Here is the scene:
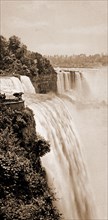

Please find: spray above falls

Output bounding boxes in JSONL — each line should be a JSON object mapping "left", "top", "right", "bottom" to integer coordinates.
{"left": 56, "top": 67, "right": 107, "bottom": 105}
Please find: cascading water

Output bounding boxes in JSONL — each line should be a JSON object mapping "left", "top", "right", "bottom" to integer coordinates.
{"left": 0, "top": 75, "right": 35, "bottom": 97}
{"left": 1, "top": 67, "right": 107, "bottom": 219}
{"left": 27, "top": 97, "right": 97, "bottom": 219}
{"left": 57, "top": 67, "right": 107, "bottom": 106}
{"left": 0, "top": 76, "right": 24, "bottom": 96}
{"left": 55, "top": 67, "right": 107, "bottom": 219}
{"left": 56, "top": 67, "right": 76, "bottom": 93}
{"left": 20, "top": 75, "right": 36, "bottom": 94}
{"left": 56, "top": 68, "right": 92, "bottom": 103}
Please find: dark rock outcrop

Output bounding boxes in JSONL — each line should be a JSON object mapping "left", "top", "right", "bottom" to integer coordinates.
{"left": 0, "top": 106, "right": 61, "bottom": 219}
{"left": 32, "top": 74, "right": 57, "bottom": 93}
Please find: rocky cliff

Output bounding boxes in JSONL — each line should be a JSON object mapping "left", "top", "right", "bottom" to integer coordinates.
{"left": 0, "top": 106, "right": 61, "bottom": 219}
{"left": 0, "top": 35, "right": 57, "bottom": 93}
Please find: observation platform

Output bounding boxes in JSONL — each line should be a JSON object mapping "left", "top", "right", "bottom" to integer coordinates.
{"left": 0, "top": 93, "right": 24, "bottom": 110}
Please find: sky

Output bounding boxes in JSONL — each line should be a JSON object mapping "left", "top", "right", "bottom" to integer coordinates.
{"left": 0, "top": 0, "right": 108, "bottom": 55}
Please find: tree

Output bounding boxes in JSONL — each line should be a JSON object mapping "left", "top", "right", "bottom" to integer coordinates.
{"left": 0, "top": 35, "right": 9, "bottom": 58}
{"left": 9, "top": 35, "right": 21, "bottom": 52}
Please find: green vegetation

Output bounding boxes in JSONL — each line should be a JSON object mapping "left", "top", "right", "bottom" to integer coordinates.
{"left": 0, "top": 35, "right": 56, "bottom": 77}
{"left": 46, "top": 54, "right": 108, "bottom": 68}
{"left": 0, "top": 106, "right": 61, "bottom": 220}
{"left": 0, "top": 36, "right": 107, "bottom": 72}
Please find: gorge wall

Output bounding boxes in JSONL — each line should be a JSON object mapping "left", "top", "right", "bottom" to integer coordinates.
{"left": 0, "top": 35, "right": 57, "bottom": 93}
{"left": 32, "top": 74, "right": 57, "bottom": 93}
{"left": 0, "top": 105, "right": 61, "bottom": 220}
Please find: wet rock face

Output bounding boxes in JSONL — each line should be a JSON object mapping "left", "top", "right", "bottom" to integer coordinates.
{"left": 32, "top": 73, "right": 57, "bottom": 93}
{"left": 0, "top": 106, "right": 61, "bottom": 220}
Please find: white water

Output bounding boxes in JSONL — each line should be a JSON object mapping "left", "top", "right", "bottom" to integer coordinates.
{"left": 56, "top": 67, "right": 108, "bottom": 219}
{"left": 27, "top": 97, "right": 97, "bottom": 219}
{"left": 0, "top": 75, "right": 35, "bottom": 97}
{"left": 20, "top": 75, "right": 35, "bottom": 94}
{"left": 56, "top": 68, "right": 92, "bottom": 103}
{"left": 57, "top": 67, "right": 107, "bottom": 107}
{"left": 0, "top": 67, "right": 107, "bottom": 219}
{"left": 0, "top": 76, "right": 24, "bottom": 96}
{"left": 69, "top": 102, "right": 107, "bottom": 220}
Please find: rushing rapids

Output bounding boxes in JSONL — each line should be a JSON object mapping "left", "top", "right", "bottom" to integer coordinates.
{"left": 0, "top": 67, "right": 107, "bottom": 219}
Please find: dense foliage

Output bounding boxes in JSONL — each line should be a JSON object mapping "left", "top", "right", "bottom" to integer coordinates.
{"left": 46, "top": 54, "right": 108, "bottom": 68}
{"left": 0, "top": 106, "right": 61, "bottom": 220}
{"left": 0, "top": 35, "right": 56, "bottom": 77}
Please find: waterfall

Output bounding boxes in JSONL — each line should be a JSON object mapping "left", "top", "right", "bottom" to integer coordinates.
{"left": 56, "top": 68, "right": 91, "bottom": 99}
{"left": 28, "top": 97, "right": 97, "bottom": 219}
{"left": 56, "top": 68, "right": 76, "bottom": 93}
{"left": 0, "top": 75, "right": 35, "bottom": 97}
{"left": 20, "top": 75, "right": 36, "bottom": 94}
{"left": 0, "top": 76, "right": 24, "bottom": 96}
{"left": 1, "top": 68, "right": 107, "bottom": 219}
{"left": 56, "top": 67, "right": 107, "bottom": 105}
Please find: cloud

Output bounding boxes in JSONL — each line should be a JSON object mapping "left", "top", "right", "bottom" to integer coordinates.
{"left": 9, "top": 17, "right": 49, "bottom": 31}
{"left": 18, "top": 1, "right": 49, "bottom": 11}
{"left": 1, "top": 0, "right": 107, "bottom": 55}
{"left": 63, "top": 25, "right": 107, "bottom": 35}
{"left": 33, "top": 43, "right": 87, "bottom": 55}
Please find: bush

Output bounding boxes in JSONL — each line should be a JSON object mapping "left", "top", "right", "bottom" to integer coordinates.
{"left": 0, "top": 106, "right": 61, "bottom": 219}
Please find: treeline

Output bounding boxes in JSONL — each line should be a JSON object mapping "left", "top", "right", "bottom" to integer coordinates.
{"left": 0, "top": 35, "right": 55, "bottom": 77}
{"left": 46, "top": 54, "right": 108, "bottom": 68}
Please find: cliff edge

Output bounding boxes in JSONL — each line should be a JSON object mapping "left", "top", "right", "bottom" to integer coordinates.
{"left": 0, "top": 106, "right": 61, "bottom": 219}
